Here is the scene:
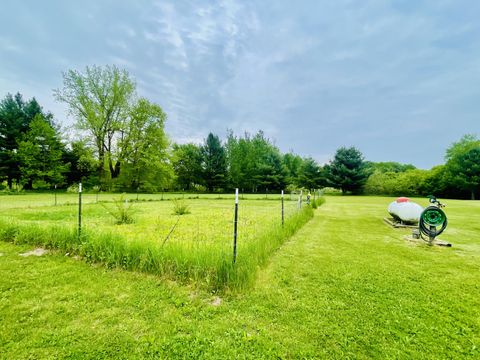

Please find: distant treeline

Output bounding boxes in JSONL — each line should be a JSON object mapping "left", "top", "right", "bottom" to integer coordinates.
{"left": 1, "top": 65, "right": 479, "bottom": 199}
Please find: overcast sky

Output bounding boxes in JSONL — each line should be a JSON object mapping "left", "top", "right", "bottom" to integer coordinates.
{"left": 1, "top": 1, "right": 479, "bottom": 168}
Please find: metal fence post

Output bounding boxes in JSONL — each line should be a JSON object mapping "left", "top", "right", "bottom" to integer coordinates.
{"left": 233, "top": 188, "right": 239, "bottom": 264}
{"left": 281, "top": 190, "right": 284, "bottom": 226}
{"left": 78, "top": 183, "right": 82, "bottom": 240}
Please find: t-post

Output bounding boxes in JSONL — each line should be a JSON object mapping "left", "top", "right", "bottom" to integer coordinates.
{"left": 78, "top": 183, "right": 82, "bottom": 240}
{"left": 281, "top": 190, "right": 284, "bottom": 226}
{"left": 233, "top": 188, "right": 239, "bottom": 264}
{"left": 54, "top": 184, "right": 57, "bottom": 206}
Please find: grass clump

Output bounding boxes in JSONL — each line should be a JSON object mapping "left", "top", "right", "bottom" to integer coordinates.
{"left": 314, "top": 196, "right": 326, "bottom": 207}
{"left": 172, "top": 199, "right": 190, "bottom": 215}
{"left": 101, "top": 194, "right": 135, "bottom": 224}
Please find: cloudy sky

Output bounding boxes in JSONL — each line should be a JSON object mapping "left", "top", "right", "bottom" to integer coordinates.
{"left": 1, "top": 0, "right": 479, "bottom": 168}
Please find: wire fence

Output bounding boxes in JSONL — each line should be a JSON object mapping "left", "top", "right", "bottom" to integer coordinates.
{"left": 0, "top": 191, "right": 305, "bottom": 250}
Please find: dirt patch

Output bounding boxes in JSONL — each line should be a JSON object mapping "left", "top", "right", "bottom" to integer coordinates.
{"left": 19, "top": 248, "right": 49, "bottom": 257}
{"left": 210, "top": 296, "right": 222, "bottom": 306}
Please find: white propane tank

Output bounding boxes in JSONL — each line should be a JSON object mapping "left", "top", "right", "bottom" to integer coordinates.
{"left": 387, "top": 197, "right": 423, "bottom": 224}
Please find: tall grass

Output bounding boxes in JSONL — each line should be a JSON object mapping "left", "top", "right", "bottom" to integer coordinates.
{"left": 101, "top": 194, "right": 136, "bottom": 224}
{"left": 0, "top": 200, "right": 321, "bottom": 290}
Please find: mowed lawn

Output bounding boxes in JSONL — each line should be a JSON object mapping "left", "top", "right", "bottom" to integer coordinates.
{"left": 0, "top": 196, "right": 479, "bottom": 359}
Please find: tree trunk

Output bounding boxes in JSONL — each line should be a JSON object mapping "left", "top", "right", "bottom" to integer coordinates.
{"left": 472, "top": 190, "right": 475, "bottom": 200}
{"left": 7, "top": 176, "right": 12, "bottom": 190}
{"left": 109, "top": 159, "right": 121, "bottom": 179}
{"left": 23, "top": 179, "right": 33, "bottom": 190}
{"left": 97, "top": 149, "right": 106, "bottom": 190}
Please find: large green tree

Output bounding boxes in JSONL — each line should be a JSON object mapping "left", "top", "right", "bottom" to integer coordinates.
{"left": 117, "top": 98, "right": 171, "bottom": 191}
{"left": 62, "top": 140, "right": 97, "bottom": 185}
{"left": 202, "top": 133, "right": 228, "bottom": 192}
{"left": 54, "top": 65, "right": 136, "bottom": 185}
{"left": 297, "top": 157, "right": 325, "bottom": 191}
{"left": 17, "top": 114, "right": 68, "bottom": 188}
{"left": 365, "top": 161, "right": 416, "bottom": 174}
{"left": 283, "top": 152, "right": 303, "bottom": 187}
{"left": 226, "top": 131, "right": 286, "bottom": 192}
{"left": 445, "top": 135, "right": 480, "bottom": 199}
{"left": 0, "top": 93, "right": 46, "bottom": 188}
{"left": 326, "top": 146, "right": 368, "bottom": 194}
{"left": 172, "top": 143, "right": 204, "bottom": 190}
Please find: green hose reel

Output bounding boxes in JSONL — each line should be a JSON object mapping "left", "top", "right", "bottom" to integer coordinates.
{"left": 421, "top": 207, "right": 446, "bottom": 227}
{"left": 419, "top": 196, "right": 448, "bottom": 243}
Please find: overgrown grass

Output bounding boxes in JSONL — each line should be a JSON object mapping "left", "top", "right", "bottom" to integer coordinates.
{"left": 0, "top": 197, "right": 318, "bottom": 290}
{"left": 101, "top": 194, "right": 136, "bottom": 224}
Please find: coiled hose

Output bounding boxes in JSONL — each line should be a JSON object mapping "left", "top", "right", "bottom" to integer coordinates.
{"left": 419, "top": 206, "right": 448, "bottom": 240}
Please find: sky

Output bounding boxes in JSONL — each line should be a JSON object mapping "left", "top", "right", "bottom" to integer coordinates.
{"left": 1, "top": 0, "right": 479, "bottom": 168}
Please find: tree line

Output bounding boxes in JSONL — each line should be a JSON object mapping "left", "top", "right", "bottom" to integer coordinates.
{"left": 1, "top": 65, "right": 478, "bottom": 199}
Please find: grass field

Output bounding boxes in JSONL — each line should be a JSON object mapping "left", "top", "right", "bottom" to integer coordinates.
{"left": 0, "top": 195, "right": 479, "bottom": 358}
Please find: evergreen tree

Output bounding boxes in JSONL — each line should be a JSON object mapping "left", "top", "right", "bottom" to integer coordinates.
{"left": 202, "top": 133, "right": 227, "bottom": 192}
{"left": 17, "top": 114, "right": 68, "bottom": 188}
{"left": 0, "top": 93, "right": 47, "bottom": 188}
{"left": 326, "top": 146, "right": 368, "bottom": 194}
{"left": 297, "top": 157, "right": 325, "bottom": 191}
{"left": 283, "top": 152, "right": 303, "bottom": 187}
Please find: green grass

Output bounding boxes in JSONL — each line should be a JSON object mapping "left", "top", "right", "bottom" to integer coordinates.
{"left": 0, "top": 194, "right": 313, "bottom": 289}
{"left": 0, "top": 195, "right": 479, "bottom": 358}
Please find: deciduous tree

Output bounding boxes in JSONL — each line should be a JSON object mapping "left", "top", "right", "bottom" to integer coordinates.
{"left": 172, "top": 143, "right": 204, "bottom": 190}
{"left": 54, "top": 65, "right": 135, "bottom": 185}
{"left": 445, "top": 135, "right": 480, "bottom": 199}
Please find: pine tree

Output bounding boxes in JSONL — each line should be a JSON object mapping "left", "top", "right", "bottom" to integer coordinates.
{"left": 326, "top": 147, "right": 368, "bottom": 194}
{"left": 201, "top": 133, "right": 227, "bottom": 192}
